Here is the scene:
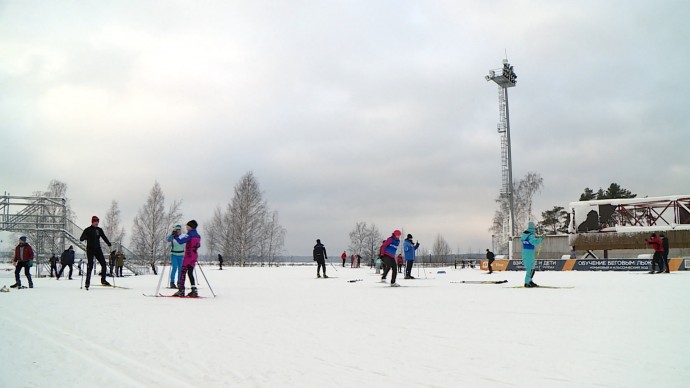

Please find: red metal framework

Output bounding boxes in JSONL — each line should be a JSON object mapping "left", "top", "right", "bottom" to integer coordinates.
{"left": 610, "top": 197, "right": 690, "bottom": 228}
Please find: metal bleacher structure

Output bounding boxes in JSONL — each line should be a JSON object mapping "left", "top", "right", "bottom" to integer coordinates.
{"left": 0, "top": 194, "right": 147, "bottom": 275}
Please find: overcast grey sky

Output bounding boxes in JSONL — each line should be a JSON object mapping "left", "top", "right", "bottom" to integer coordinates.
{"left": 1, "top": 0, "right": 689, "bottom": 256}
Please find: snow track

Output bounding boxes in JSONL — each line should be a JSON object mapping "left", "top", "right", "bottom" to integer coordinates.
{"left": 0, "top": 304, "right": 195, "bottom": 388}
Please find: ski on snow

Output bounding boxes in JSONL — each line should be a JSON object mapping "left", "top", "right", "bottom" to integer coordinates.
{"left": 94, "top": 284, "right": 130, "bottom": 289}
{"left": 143, "top": 293, "right": 206, "bottom": 298}
{"left": 507, "top": 285, "right": 574, "bottom": 289}
{"left": 452, "top": 280, "right": 508, "bottom": 284}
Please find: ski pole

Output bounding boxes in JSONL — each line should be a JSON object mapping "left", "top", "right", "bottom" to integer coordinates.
{"left": 196, "top": 261, "right": 216, "bottom": 297}
{"left": 154, "top": 254, "right": 170, "bottom": 296}
{"left": 327, "top": 257, "right": 338, "bottom": 272}
{"left": 110, "top": 250, "right": 116, "bottom": 288}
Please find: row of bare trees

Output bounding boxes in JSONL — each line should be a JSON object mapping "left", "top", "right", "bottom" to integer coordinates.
{"left": 204, "top": 172, "right": 286, "bottom": 266}
{"left": 347, "top": 221, "right": 455, "bottom": 263}
{"left": 25, "top": 172, "right": 285, "bottom": 269}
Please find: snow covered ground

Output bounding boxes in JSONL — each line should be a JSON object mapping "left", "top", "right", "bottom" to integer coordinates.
{"left": 1, "top": 263, "right": 688, "bottom": 388}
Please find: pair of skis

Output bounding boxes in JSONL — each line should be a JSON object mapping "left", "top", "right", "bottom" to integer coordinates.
{"left": 453, "top": 280, "right": 573, "bottom": 288}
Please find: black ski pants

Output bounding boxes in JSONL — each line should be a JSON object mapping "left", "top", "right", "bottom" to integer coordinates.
{"left": 316, "top": 258, "right": 326, "bottom": 276}
{"left": 15, "top": 261, "right": 33, "bottom": 287}
{"left": 381, "top": 256, "right": 397, "bottom": 284}
{"left": 57, "top": 263, "right": 73, "bottom": 279}
{"left": 405, "top": 260, "right": 414, "bottom": 277}
{"left": 85, "top": 249, "right": 107, "bottom": 287}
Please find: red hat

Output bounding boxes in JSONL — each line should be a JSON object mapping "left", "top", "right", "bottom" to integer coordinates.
{"left": 393, "top": 230, "right": 401, "bottom": 237}
{"left": 92, "top": 216, "right": 99, "bottom": 223}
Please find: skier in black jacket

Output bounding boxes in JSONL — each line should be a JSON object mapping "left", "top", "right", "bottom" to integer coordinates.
{"left": 57, "top": 246, "right": 75, "bottom": 280}
{"left": 79, "top": 216, "right": 112, "bottom": 289}
{"left": 313, "top": 239, "right": 328, "bottom": 278}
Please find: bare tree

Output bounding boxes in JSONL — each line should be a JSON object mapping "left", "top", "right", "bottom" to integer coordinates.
{"left": 348, "top": 221, "right": 369, "bottom": 258}
{"left": 229, "top": 172, "right": 268, "bottom": 266}
{"left": 204, "top": 205, "right": 227, "bottom": 262}
{"left": 205, "top": 173, "right": 285, "bottom": 266}
{"left": 260, "top": 210, "right": 286, "bottom": 266}
{"left": 131, "top": 182, "right": 182, "bottom": 273}
{"left": 432, "top": 234, "right": 451, "bottom": 263}
{"left": 514, "top": 172, "right": 543, "bottom": 228}
{"left": 26, "top": 180, "right": 74, "bottom": 259}
{"left": 364, "top": 224, "right": 383, "bottom": 264}
{"left": 348, "top": 222, "right": 382, "bottom": 264}
{"left": 489, "top": 172, "right": 543, "bottom": 254}
{"left": 102, "top": 200, "right": 126, "bottom": 251}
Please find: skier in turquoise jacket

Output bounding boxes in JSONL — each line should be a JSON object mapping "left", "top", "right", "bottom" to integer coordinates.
{"left": 520, "top": 221, "right": 543, "bottom": 287}
{"left": 166, "top": 225, "right": 185, "bottom": 288}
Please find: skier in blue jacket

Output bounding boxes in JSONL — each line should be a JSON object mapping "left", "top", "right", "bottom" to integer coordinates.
{"left": 403, "top": 234, "right": 419, "bottom": 279}
{"left": 166, "top": 225, "right": 185, "bottom": 288}
{"left": 520, "top": 221, "right": 543, "bottom": 287}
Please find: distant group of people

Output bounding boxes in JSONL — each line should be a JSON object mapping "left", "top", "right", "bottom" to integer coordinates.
{"left": 319, "top": 230, "right": 421, "bottom": 287}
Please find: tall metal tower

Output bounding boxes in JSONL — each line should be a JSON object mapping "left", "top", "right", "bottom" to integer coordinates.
{"left": 485, "top": 59, "right": 517, "bottom": 259}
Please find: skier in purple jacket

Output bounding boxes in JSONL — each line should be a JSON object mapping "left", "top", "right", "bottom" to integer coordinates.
{"left": 172, "top": 220, "right": 201, "bottom": 297}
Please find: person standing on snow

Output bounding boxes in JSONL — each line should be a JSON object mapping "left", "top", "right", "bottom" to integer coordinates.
{"left": 486, "top": 249, "right": 496, "bottom": 274}
{"left": 173, "top": 220, "right": 202, "bottom": 297}
{"left": 520, "top": 222, "right": 542, "bottom": 288}
{"left": 80, "top": 216, "right": 112, "bottom": 290}
{"left": 115, "top": 250, "right": 125, "bottom": 277}
{"left": 49, "top": 254, "right": 59, "bottom": 277}
{"left": 645, "top": 233, "right": 665, "bottom": 274}
{"left": 403, "top": 234, "right": 420, "bottom": 279}
{"left": 57, "top": 245, "right": 75, "bottom": 280}
{"left": 660, "top": 233, "right": 670, "bottom": 273}
{"left": 341, "top": 251, "right": 347, "bottom": 267}
{"left": 218, "top": 254, "right": 224, "bottom": 270}
{"left": 313, "top": 239, "right": 328, "bottom": 278}
{"left": 166, "top": 225, "right": 185, "bottom": 288}
{"left": 11, "top": 236, "right": 34, "bottom": 289}
{"left": 380, "top": 230, "right": 402, "bottom": 287}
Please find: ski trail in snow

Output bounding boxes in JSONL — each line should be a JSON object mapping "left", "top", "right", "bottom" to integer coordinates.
{"left": 0, "top": 305, "right": 195, "bottom": 387}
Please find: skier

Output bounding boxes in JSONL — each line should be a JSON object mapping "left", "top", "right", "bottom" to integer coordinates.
{"left": 341, "top": 251, "right": 346, "bottom": 267}
{"left": 218, "top": 254, "right": 224, "bottom": 270}
{"left": 115, "top": 250, "right": 125, "bottom": 277}
{"left": 520, "top": 222, "right": 543, "bottom": 287}
{"left": 173, "top": 220, "right": 201, "bottom": 297}
{"left": 313, "top": 239, "right": 328, "bottom": 278}
{"left": 645, "top": 233, "right": 665, "bottom": 274}
{"left": 166, "top": 225, "right": 185, "bottom": 288}
{"left": 403, "top": 234, "right": 420, "bottom": 279}
{"left": 380, "top": 230, "right": 402, "bottom": 287}
{"left": 486, "top": 249, "right": 495, "bottom": 274}
{"left": 396, "top": 254, "right": 403, "bottom": 273}
{"left": 49, "top": 254, "right": 58, "bottom": 277}
{"left": 660, "top": 233, "right": 670, "bottom": 273}
{"left": 79, "top": 216, "right": 112, "bottom": 289}
{"left": 11, "top": 236, "right": 34, "bottom": 289}
{"left": 57, "top": 245, "right": 75, "bottom": 280}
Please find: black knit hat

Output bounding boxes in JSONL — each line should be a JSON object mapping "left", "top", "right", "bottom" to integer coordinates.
{"left": 187, "top": 220, "right": 198, "bottom": 229}
{"left": 406, "top": 234, "right": 413, "bottom": 239}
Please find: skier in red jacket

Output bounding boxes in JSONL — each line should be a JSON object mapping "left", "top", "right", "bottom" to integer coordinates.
{"left": 12, "top": 236, "right": 34, "bottom": 289}
{"left": 645, "top": 233, "right": 665, "bottom": 274}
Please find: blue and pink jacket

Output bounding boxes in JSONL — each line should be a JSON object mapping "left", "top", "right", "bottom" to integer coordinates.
{"left": 174, "top": 229, "right": 201, "bottom": 266}
{"left": 380, "top": 235, "right": 400, "bottom": 259}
